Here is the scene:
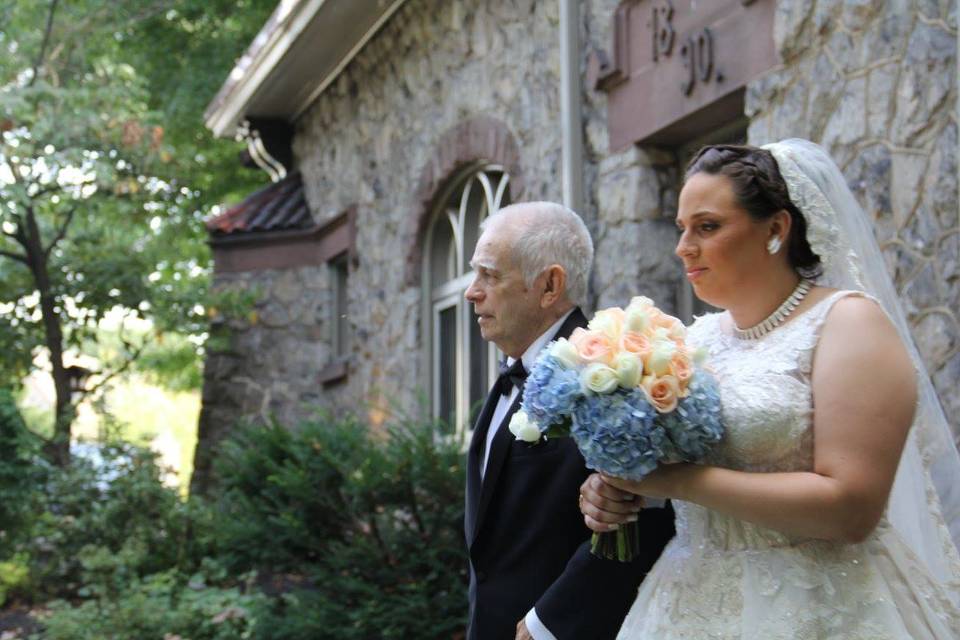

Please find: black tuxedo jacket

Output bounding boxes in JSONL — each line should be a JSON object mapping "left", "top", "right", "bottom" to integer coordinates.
{"left": 464, "top": 308, "right": 675, "bottom": 640}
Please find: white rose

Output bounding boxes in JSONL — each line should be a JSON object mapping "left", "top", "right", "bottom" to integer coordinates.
{"left": 624, "top": 306, "right": 652, "bottom": 333}
{"left": 651, "top": 327, "right": 670, "bottom": 341}
{"left": 587, "top": 308, "right": 624, "bottom": 341}
{"left": 508, "top": 410, "right": 542, "bottom": 443}
{"left": 647, "top": 339, "right": 677, "bottom": 376}
{"left": 612, "top": 352, "right": 643, "bottom": 388}
{"left": 692, "top": 346, "right": 709, "bottom": 366}
{"left": 627, "top": 295, "right": 655, "bottom": 310}
{"left": 548, "top": 338, "right": 582, "bottom": 369}
{"left": 580, "top": 362, "right": 619, "bottom": 394}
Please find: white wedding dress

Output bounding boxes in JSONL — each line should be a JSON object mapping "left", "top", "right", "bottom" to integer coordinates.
{"left": 616, "top": 291, "right": 960, "bottom": 639}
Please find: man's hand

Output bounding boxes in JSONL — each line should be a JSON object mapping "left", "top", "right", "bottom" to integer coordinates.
{"left": 515, "top": 618, "right": 534, "bottom": 640}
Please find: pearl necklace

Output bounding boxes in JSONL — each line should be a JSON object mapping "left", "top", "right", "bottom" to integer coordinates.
{"left": 733, "top": 279, "right": 814, "bottom": 340}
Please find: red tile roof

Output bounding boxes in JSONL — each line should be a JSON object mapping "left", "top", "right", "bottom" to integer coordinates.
{"left": 206, "top": 171, "right": 311, "bottom": 236}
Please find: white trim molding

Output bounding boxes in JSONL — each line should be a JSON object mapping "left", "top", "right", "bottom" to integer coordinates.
{"left": 204, "top": 0, "right": 408, "bottom": 138}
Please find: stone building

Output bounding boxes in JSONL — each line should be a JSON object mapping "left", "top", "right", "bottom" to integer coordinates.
{"left": 193, "top": 0, "right": 959, "bottom": 491}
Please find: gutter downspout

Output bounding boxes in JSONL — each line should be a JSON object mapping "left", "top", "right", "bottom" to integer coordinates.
{"left": 560, "top": 0, "right": 584, "bottom": 213}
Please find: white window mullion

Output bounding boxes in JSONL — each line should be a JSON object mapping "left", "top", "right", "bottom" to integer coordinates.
{"left": 426, "top": 165, "right": 511, "bottom": 442}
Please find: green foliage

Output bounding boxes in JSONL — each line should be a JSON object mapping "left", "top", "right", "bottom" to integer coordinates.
{"left": 0, "top": 554, "right": 30, "bottom": 608}
{"left": 0, "top": 388, "right": 45, "bottom": 557}
{"left": 134, "top": 333, "right": 204, "bottom": 391}
{"left": 20, "top": 442, "right": 206, "bottom": 601}
{"left": 5, "top": 414, "right": 469, "bottom": 639}
{"left": 212, "top": 415, "right": 470, "bottom": 639}
{"left": 119, "top": 0, "right": 278, "bottom": 206}
{"left": 0, "top": 0, "right": 275, "bottom": 445}
{"left": 37, "top": 568, "right": 265, "bottom": 640}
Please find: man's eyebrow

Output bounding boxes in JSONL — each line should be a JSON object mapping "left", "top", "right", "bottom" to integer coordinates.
{"left": 470, "top": 258, "right": 498, "bottom": 273}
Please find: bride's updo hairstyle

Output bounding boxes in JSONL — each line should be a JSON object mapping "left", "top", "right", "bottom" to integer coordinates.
{"left": 685, "top": 144, "right": 821, "bottom": 276}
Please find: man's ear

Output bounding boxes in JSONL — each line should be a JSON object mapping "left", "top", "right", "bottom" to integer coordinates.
{"left": 539, "top": 265, "right": 567, "bottom": 308}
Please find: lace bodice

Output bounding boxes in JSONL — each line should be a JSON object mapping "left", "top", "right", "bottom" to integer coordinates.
{"left": 616, "top": 290, "right": 960, "bottom": 639}
{"left": 676, "top": 290, "right": 850, "bottom": 551}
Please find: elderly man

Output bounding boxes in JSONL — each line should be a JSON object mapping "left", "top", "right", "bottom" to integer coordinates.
{"left": 463, "top": 202, "right": 675, "bottom": 640}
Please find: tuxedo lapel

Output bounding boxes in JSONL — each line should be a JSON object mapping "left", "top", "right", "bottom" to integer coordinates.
{"left": 465, "top": 386, "right": 502, "bottom": 544}
{"left": 466, "top": 307, "right": 588, "bottom": 548}
{"left": 470, "top": 392, "right": 523, "bottom": 545}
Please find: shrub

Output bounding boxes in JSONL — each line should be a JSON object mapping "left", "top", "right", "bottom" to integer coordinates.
{"left": 22, "top": 441, "right": 209, "bottom": 601}
{"left": 35, "top": 567, "right": 265, "bottom": 640}
{"left": 0, "top": 389, "right": 45, "bottom": 559}
{"left": 8, "top": 411, "right": 469, "bottom": 639}
{"left": 212, "top": 414, "right": 470, "bottom": 639}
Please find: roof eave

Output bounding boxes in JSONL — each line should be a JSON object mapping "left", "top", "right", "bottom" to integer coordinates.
{"left": 204, "top": 0, "right": 408, "bottom": 139}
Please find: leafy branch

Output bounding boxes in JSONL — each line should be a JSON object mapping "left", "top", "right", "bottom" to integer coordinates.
{"left": 29, "top": 0, "right": 60, "bottom": 87}
{"left": 44, "top": 205, "right": 77, "bottom": 258}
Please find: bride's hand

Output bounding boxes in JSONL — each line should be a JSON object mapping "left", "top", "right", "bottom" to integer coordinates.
{"left": 578, "top": 473, "right": 644, "bottom": 533}
{"left": 600, "top": 463, "right": 688, "bottom": 500}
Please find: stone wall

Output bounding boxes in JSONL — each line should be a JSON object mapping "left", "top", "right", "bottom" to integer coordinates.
{"left": 746, "top": 0, "right": 959, "bottom": 437}
{"left": 193, "top": 265, "right": 330, "bottom": 491}
{"left": 199, "top": 0, "right": 958, "bottom": 458}
{"left": 293, "top": 0, "right": 613, "bottom": 422}
{"left": 583, "top": 0, "right": 685, "bottom": 313}
{"left": 288, "top": 0, "right": 686, "bottom": 422}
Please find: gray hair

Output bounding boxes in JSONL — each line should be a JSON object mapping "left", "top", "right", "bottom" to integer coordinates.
{"left": 481, "top": 201, "right": 594, "bottom": 306}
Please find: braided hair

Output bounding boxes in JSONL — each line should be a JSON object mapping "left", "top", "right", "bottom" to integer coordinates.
{"left": 685, "top": 144, "right": 821, "bottom": 274}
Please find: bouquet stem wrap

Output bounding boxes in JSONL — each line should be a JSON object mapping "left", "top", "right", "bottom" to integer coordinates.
{"left": 591, "top": 523, "right": 640, "bottom": 562}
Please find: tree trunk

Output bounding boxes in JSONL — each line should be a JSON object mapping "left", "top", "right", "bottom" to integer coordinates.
{"left": 23, "top": 206, "right": 72, "bottom": 466}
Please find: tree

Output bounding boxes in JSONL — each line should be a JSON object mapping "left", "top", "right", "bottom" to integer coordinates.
{"left": 0, "top": 0, "right": 274, "bottom": 464}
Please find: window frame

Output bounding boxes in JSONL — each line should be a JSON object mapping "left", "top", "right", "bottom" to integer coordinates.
{"left": 317, "top": 206, "right": 357, "bottom": 386}
{"left": 421, "top": 163, "right": 510, "bottom": 442}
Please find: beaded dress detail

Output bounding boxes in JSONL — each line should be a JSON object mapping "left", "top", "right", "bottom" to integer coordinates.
{"left": 616, "top": 291, "right": 960, "bottom": 639}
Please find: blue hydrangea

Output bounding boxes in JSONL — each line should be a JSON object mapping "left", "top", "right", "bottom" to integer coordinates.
{"left": 570, "top": 389, "right": 666, "bottom": 481}
{"left": 520, "top": 350, "right": 725, "bottom": 480}
{"left": 659, "top": 370, "right": 724, "bottom": 462}
{"left": 521, "top": 353, "right": 583, "bottom": 430}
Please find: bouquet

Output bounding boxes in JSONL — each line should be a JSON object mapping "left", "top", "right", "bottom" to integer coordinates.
{"left": 508, "top": 296, "right": 723, "bottom": 561}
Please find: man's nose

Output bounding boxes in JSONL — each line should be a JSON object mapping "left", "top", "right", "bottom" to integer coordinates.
{"left": 465, "top": 278, "right": 481, "bottom": 302}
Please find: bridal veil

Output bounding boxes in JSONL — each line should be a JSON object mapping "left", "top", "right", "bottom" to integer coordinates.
{"left": 763, "top": 138, "right": 960, "bottom": 603}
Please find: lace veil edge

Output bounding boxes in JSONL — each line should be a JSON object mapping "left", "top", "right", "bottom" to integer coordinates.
{"left": 764, "top": 139, "right": 960, "bottom": 595}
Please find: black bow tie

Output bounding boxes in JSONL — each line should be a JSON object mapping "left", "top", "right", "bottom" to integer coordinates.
{"left": 495, "top": 359, "right": 528, "bottom": 397}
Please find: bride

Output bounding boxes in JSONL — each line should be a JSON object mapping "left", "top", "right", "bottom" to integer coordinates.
{"left": 579, "top": 139, "right": 960, "bottom": 639}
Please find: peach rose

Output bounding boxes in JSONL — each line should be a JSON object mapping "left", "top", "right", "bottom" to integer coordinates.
{"left": 649, "top": 312, "right": 687, "bottom": 341}
{"left": 570, "top": 327, "right": 615, "bottom": 365}
{"left": 670, "top": 350, "right": 694, "bottom": 395}
{"left": 620, "top": 331, "right": 651, "bottom": 359}
{"left": 641, "top": 374, "right": 681, "bottom": 414}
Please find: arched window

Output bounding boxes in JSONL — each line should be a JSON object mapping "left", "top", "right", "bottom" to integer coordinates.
{"left": 423, "top": 165, "right": 510, "bottom": 438}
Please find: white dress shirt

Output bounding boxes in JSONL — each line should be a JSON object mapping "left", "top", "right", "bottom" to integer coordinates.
{"left": 480, "top": 310, "right": 574, "bottom": 478}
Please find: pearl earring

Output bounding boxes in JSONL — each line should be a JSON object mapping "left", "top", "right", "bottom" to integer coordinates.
{"left": 767, "top": 237, "right": 782, "bottom": 255}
